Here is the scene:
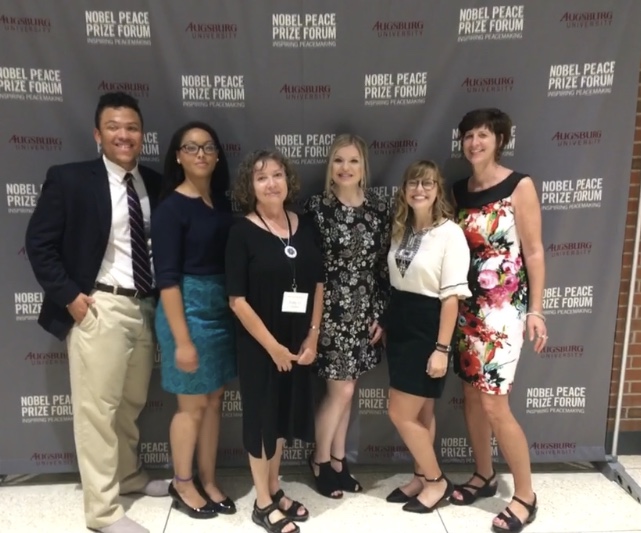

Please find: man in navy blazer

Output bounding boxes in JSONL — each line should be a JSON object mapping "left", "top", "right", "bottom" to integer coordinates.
{"left": 26, "top": 92, "right": 167, "bottom": 533}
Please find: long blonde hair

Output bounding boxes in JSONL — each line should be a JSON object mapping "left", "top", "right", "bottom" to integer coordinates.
{"left": 324, "top": 134, "right": 370, "bottom": 193}
{"left": 392, "top": 160, "right": 454, "bottom": 242}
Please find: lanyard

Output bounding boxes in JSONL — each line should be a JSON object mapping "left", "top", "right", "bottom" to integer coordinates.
{"left": 255, "top": 210, "right": 298, "bottom": 291}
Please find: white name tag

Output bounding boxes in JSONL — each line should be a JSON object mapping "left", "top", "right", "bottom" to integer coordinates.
{"left": 282, "top": 291, "right": 308, "bottom": 313}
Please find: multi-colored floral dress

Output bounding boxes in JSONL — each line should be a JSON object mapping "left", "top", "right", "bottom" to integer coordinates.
{"left": 452, "top": 172, "right": 528, "bottom": 395}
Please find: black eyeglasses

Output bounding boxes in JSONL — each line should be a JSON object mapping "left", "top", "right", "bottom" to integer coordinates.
{"left": 180, "top": 142, "right": 217, "bottom": 155}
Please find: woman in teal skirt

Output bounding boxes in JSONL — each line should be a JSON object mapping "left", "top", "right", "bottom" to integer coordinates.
{"left": 152, "top": 121, "right": 237, "bottom": 519}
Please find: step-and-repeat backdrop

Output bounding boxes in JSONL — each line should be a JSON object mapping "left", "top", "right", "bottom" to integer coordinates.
{"left": 1, "top": 0, "right": 641, "bottom": 474}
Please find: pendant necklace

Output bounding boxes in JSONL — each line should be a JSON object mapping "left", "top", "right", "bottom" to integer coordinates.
{"left": 256, "top": 209, "right": 297, "bottom": 259}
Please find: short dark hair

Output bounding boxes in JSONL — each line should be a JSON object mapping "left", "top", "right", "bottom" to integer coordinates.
{"left": 233, "top": 150, "right": 300, "bottom": 213}
{"left": 458, "top": 108, "right": 512, "bottom": 161}
{"left": 94, "top": 92, "right": 144, "bottom": 129}
{"left": 161, "top": 121, "right": 231, "bottom": 209}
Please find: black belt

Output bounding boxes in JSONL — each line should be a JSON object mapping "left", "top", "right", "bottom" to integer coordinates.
{"left": 94, "top": 282, "right": 154, "bottom": 299}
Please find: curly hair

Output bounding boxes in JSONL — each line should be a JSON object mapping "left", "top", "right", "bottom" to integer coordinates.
{"left": 392, "top": 160, "right": 454, "bottom": 242}
{"left": 457, "top": 108, "right": 512, "bottom": 161}
{"left": 324, "top": 133, "right": 370, "bottom": 193}
{"left": 232, "top": 149, "right": 300, "bottom": 213}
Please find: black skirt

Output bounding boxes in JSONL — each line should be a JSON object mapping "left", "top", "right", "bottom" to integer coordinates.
{"left": 386, "top": 288, "right": 448, "bottom": 399}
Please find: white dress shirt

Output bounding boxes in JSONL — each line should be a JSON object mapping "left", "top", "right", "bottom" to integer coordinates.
{"left": 96, "top": 155, "right": 153, "bottom": 289}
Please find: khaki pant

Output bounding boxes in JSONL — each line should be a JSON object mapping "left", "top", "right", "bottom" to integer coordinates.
{"left": 67, "top": 290, "right": 155, "bottom": 529}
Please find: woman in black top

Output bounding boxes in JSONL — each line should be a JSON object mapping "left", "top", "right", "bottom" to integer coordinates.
{"left": 152, "top": 121, "right": 237, "bottom": 518}
{"left": 225, "top": 150, "right": 324, "bottom": 533}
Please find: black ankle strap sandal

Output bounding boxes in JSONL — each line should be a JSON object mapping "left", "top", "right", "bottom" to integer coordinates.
{"left": 252, "top": 500, "right": 300, "bottom": 533}
{"left": 491, "top": 494, "right": 538, "bottom": 533}
{"left": 450, "top": 471, "right": 498, "bottom": 506}
{"left": 271, "top": 488, "right": 309, "bottom": 522}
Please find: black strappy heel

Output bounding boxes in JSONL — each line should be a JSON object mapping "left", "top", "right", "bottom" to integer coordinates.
{"left": 330, "top": 455, "right": 363, "bottom": 493}
{"left": 491, "top": 494, "right": 538, "bottom": 533}
{"left": 450, "top": 471, "right": 498, "bottom": 506}
{"left": 307, "top": 455, "right": 343, "bottom": 499}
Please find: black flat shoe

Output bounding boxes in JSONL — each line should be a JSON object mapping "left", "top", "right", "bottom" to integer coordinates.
{"left": 252, "top": 500, "right": 300, "bottom": 533}
{"left": 331, "top": 455, "right": 362, "bottom": 493}
{"left": 168, "top": 482, "right": 218, "bottom": 519}
{"left": 386, "top": 472, "right": 422, "bottom": 503}
{"left": 308, "top": 455, "right": 343, "bottom": 499}
{"left": 211, "top": 496, "right": 236, "bottom": 515}
{"left": 402, "top": 474, "right": 453, "bottom": 514}
{"left": 450, "top": 471, "right": 498, "bottom": 506}
{"left": 193, "top": 476, "right": 236, "bottom": 515}
{"left": 271, "top": 488, "right": 309, "bottom": 522}
{"left": 491, "top": 494, "right": 538, "bottom": 533}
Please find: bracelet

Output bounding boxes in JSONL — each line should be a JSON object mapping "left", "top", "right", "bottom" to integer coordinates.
{"left": 525, "top": 311, "right": 546, "bottom": 322}
{"left": 435, "top": 342, "right": 451, "bottom": 353}
{"left": 309, "top": 325, "right": 320, "bottom": 332}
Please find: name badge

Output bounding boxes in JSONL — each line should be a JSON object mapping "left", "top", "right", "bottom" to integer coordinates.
{"left": 282, "top": 291, "right": 308, "bottom": 313}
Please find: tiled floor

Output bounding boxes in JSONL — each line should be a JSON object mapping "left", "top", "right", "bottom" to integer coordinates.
{"left": 1, "top": 458, "right": 641, "bottom": 532}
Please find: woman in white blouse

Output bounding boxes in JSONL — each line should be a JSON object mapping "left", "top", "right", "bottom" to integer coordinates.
{"left": 384, "top": 160, "right": 471, "bottom": 513}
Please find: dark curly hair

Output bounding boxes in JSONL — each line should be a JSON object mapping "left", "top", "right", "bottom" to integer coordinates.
{"left": 457, "top": 108, "right": 512, "bottom": 161}
{"left": 232, "top": 150, "right": 300, "bottom": 213}
{"left": 161, "top": 121, "right": 231, "bottom": 210}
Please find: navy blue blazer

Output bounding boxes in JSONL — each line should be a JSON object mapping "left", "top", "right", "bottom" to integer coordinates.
{"left": 25, "top": 158, "right": 162, "bottom": 340}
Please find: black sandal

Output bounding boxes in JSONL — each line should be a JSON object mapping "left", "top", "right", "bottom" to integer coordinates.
{"left": 271, "top": 488, "right": 309, "bottom": 522}
{"left": 491, "top": 494, "right": 537, "bottom": 533}
{"left": 402, "top": 473, "right": 453, "bottom": 513}
{"left": 386, "top": 472, "right": 422, "bottom": 503}
{"left": 252, "top": 500, "right": 300, "bottom": 533}
{"left": 308, "top": 455, "right": 343, "bottom": 499}
{"left": 330, "top": 455, "right": 363, "bottom": 493}
{"left": 449, "top": 471, "right": 497, "bottom": 506}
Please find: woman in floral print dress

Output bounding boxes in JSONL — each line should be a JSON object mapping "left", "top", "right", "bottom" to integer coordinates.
{"left": 305, "top": 134, "right": 390, "bottom": 499}
{"left": 450, "top": 109, "right": 548, "bottom": 533}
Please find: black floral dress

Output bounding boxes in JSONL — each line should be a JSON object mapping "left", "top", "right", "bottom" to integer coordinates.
{"left": 305, "top": 189, "right": 391, "bottom": 380}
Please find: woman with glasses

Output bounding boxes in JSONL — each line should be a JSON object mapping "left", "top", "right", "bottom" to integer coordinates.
{"left": 384, "top": 160, "right": 471, "bottom": 513}
{"left": 152, "top": 121, "right": 237, "bottom": 518}
{"left": 305, "top": 134, "right": 390, "bottom": 499}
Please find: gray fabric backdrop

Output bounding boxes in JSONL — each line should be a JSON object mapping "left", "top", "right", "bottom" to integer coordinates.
{"left": 1, "top": 0, "right": 640, "bottom": 473}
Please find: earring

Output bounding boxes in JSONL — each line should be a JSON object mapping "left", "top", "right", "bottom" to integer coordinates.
{"left": 177, "top": 159, "right": 181, "bottom": 164}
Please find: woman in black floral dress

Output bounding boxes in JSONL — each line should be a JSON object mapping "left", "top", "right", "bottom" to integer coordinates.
{"left": 305, "top": 134, "right": 391, "bottom": 498}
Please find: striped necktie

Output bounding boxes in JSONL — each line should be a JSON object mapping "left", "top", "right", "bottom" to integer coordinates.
{"left": 124, "top": 173, "right": 153, "bottom": 294}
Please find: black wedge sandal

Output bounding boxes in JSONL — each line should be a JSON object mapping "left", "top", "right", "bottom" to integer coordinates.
{"left": 330, "top": 455, "right": 363, "bottom": 493}
{"left": 308, "top": 455, "right": 343, "bottom": 499}
{"left": 449, "top": 471, "right": 498, "bottom": 506}
{"left": 491, "top": 494, "right": 538, "bottom": 533}
{"left": 271, "top": 488, "right": 309, "bottom": 522}
{"left": 402, "top": 473, "right": 454, "bottom": 514}
{"left": 252, "top": 500, "right": 300, "bottom": 533}
{"left": 386, "top": 472, "right": 423, "bottom": 503}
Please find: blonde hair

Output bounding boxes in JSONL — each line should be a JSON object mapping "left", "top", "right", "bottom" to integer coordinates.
{"left": 324, "top": 134, "right": 370, "bottom": 193}
{"left": 392, "top": 160, "right": 454, "bottom": 242}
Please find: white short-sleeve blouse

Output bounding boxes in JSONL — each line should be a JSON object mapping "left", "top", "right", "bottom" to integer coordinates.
{"left": 387, "top": 218, "right": 472, "bottom": 300}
